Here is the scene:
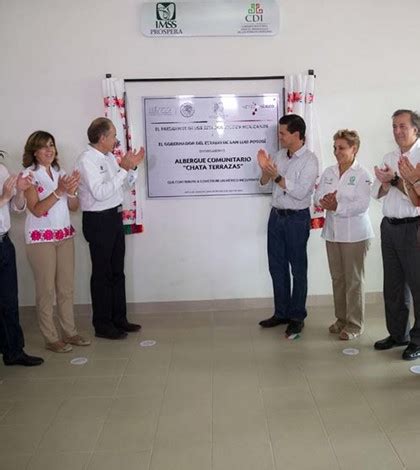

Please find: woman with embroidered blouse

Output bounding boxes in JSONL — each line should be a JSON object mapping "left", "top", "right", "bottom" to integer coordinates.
{"left": 314, "top": 130, "right": 374, "bottom": 340}
{"left": 22, "top": 131, "right": 90, "bottom": 353}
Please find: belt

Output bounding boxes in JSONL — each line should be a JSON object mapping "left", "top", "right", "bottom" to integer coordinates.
{"left": 385, "top": 216, "right": 420, "bottom": 225}
{"left": 273, "top": 208, "right": 307, "bottom": 216}
{"left": 85, "top": 204, "right": 122, "bottom": 214}
{"left": 0, "top": 232, "right": 9, "bottom": 242}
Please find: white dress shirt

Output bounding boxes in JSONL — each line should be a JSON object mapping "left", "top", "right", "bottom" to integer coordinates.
{"left": 76, "top": 145, "right": 134, "bottom": 212}
{"left": 315, "top": 160, "right": 374, "bottom": 242}
{"left": 0, "top": 164, "right": 25, "bottom": 234}
{"left": 371, "top": 139, "right": 420, "bottom": 218}
{"left": 260, "top": 145, "right": 319, "bottom": 210}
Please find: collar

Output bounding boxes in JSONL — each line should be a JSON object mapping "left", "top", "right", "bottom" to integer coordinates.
{"left": 287, "top": 144, "right": 307, "bottom": 159}
{"left": 88, "top": 144, "right": 109, "bottom": 158}
{"left": 332, "top": 159, "right": 360, "bottom": 176}
{"left": 396, "top": 138, "right": 420, "bottom": 157}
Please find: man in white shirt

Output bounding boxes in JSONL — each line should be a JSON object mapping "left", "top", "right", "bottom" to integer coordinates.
{"left": 76, "top": 118, "right": 144, "bottom": 340}
{"left": 257, "top": 114, "right": 318, "bottom": 337}
{"left": 0, "top": 163, "right": 44, "bottom": 366}
{"left": 372, "top": 109, "right": 420, "bottom": 360}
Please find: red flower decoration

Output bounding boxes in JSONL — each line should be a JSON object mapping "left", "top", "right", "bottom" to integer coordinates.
{"left": 55, "top": 229, "right": 64, "bottom": 240}
{"left": 30, "top": 230, "right": 41, "bottom": 241}
{"left": 70, "top": 226, "right": 75, "bottom": 235}
{"left": 293, "top": 91, "right": 303, "bottom": 103}
{"left": 42, "top": 211, "right": 49, "bottom": 217}
{"left": 37, "top": 186, "right": 44, "bottom": 193}
{"left": 64, "top": 227, "right": 70, "bottom": 237}
{"left": 43, "top": 229, "right": 53, "bottom": 241}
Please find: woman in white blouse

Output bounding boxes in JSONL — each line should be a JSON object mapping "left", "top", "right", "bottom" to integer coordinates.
{"left": 23, "top": 131, "right": 90, "bottom": 353}
{"left": 315, "top": 130, "right": 374, "bottom": 340}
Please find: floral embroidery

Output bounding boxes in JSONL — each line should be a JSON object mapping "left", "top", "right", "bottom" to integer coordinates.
{"left": 43, "top": 230, "right": 54, "bottom": 241}
{"left": 28, "top": 225, "right": 75, "bottom": 243}
{"left": 37, "top": 186, "right": 44, "bottom": 193}
{"left": 30, "top": 230, "right": 42, "bottom": 241}
{"left": 55, "top": 229, "right": 64, "bottom": 240}
{"left": 43, "top": 211, "right": 48, "bottom": 217}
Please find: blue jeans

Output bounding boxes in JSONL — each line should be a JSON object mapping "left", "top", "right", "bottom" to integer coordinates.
{"left": 0, "top": 235, "right": 25, "bottom": 362}
{"left": 267, "top": 208, "right": 311, "bottom": 321}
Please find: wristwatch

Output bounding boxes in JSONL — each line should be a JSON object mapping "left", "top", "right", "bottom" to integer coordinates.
{"left": 274, "top": 174, "right": 282, "bottom": 184}
{"left": 390, "top": 174, "right": 400, "bottom": 186}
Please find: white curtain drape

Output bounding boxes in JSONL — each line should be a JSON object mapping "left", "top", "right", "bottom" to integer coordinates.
{"left": 102, "top": 77, "right": 143, "bottom": 234}
{"left": 285, "top": 73, "right": 324, "bottom": 229}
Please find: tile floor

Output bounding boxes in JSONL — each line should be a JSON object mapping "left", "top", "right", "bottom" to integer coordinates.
{"left": 1, "top": 302, "right": 420, "bottom": 469}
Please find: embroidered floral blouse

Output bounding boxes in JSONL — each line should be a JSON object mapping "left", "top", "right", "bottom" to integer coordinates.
{"left": 24, "top": 165, "right": 75, "bottom": 244}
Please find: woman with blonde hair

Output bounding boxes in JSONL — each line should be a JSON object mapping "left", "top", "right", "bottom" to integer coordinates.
{"left": 315, "top": 129, "right": 374, "bottom": 340}
{"left": 23, "top": 131, "right": 90, "bottom": 352}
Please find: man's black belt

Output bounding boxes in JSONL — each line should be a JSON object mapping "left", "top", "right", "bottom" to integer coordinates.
{"left": 385, "top": 216, "right": 420, "bottom": 225}
{"left": 273, "top": 208, "right": 307, "bottom": 216}
{"left": 85, "top": 205, "right": 122, "bottom": 214}
{"left": 0, "top": 232, "right": 9, "bottom": 242}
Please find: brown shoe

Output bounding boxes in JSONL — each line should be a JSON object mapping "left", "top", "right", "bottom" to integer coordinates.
{"left": 46, "top": 341, "right": 73, "bottom": 353}
{"left": 64, "top": 335, "right": 91, "bottom": 346}
{"left": 329, "top": 322, "right": 344, "bottom": 334}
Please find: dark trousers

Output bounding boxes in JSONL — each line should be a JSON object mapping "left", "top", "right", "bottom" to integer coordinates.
{"left": 82, "top": 207, "right": 127, "bottom": 333}
{"left": 0, "top": 235, "right": 25, "bottom": 361}
{"left": 381, "top": 217, "right": 420, "bottom": 344}
{"left": 267, "top": 207, "right": 311, "bottom": 321}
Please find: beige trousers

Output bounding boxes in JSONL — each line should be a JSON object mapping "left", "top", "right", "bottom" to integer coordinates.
{"left": 26, "top": 238, "right": 78, "bottom": 344}
{"left": 326, "top": 240, "right": 370, "bottom": 334}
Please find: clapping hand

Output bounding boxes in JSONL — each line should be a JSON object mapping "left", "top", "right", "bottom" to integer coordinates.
{"left": 398, "top": 156, "right": 420, "bottom": 184}
{"left": 16, "top": 171, "right": 34, "bottom": 192}
{"left": 62, "top": 170, "right": 80, "bottom": 196}
{"left": 374, "top": 164, "right": 394, "bottom": 183}
{"left": 257, "top": 148, "right": 277, "bottom": 179}
{"left": 120, "top": 147, "right": 145, "bottom": 171}
{"left": 1, "top": 175, "right": 18, "bottom": 202}
{"left": 320, "top": 191, "right": 338, "bottom": 211}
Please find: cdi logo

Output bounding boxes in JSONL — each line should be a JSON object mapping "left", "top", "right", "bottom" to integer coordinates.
{"left": 246, "top": 2, "right": 263, "bottom": 22}
{"left": 156, "top": 2, "right": 177, "bottom": 28}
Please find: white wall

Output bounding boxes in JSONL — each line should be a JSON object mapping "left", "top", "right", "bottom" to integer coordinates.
{"left": 1, "top": 0, "right": 419, "bottom": 306}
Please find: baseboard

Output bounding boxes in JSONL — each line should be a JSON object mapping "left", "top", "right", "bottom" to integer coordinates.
{"left": 19, "top": 292, "right": 383, "bottom": 315}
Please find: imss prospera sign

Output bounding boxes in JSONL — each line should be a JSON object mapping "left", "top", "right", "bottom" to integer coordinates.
{"left": 141, "top": 1, "right": 279, "bottom": 37}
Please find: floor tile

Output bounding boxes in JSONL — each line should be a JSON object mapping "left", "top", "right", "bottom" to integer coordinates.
{"left": 87, "top": 450, "right": 151, "bottom": 470}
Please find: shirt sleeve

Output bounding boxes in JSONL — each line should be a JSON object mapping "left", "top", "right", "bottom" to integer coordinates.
{"left": 10, "top": 196, "right": 26, "bottom": 213}
{"left": 78, "top": 156, "right": 128, "bottom": 202}
{"left": 284, "top": 155, "right": 318, "bottom": 201}
{"left": 335, "top": 171, "right": 373, "bottom": 217}
{"left": 314, "top": 170, "right": 328, "bottom": 206}
{"left": 125, "top": 168, "right": 138, "bottom": 189}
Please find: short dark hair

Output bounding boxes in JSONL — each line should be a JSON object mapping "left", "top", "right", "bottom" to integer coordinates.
{"left": 279, "top": 114, "right": 306, "bottom": 140}
{"left": 87, "top": 117, "right": 113, "bottom": 144}
{"left": 22, "top": 131, "right": 60, "bottom": 170}
{"left": 392, "top": 109, "right": 420, "bottom": 136}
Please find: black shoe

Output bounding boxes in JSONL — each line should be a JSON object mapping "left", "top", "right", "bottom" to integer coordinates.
{"left": 4, "top": 351, "right": 44, "bottom": 367}
{"left": 402, "top": 343, "right": 420, "bottom": 361}
{"left": 285, "top": 320, "right": 304, "bottom": 336}
{"left": 259, "top": 315, "right": 290, "bottom": 328}
{"left": 374, "top": 336, "right": 409, "bottom": 350}
{"left": 95, "top": 329, "right": 128, "bottom": 340}
{"left": 115, "top": 321, "right": 142, "bottom": 332}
